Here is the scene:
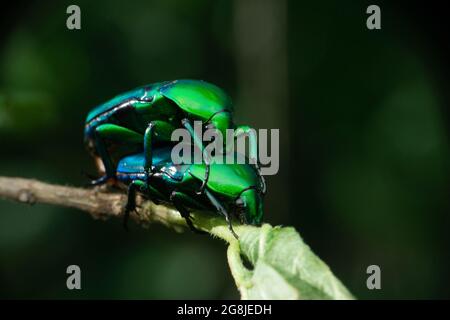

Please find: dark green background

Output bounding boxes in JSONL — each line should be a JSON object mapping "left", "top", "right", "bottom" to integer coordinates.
{"left": 0, "top": 0, "right": 449, "bottom": 299}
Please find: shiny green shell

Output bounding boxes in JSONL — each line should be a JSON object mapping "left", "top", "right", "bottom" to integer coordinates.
{"left": 189, "top": 162, "right": 261, "bottom": 198}
{"left": 160, "top": 79, "right": 233, "bottom": 120}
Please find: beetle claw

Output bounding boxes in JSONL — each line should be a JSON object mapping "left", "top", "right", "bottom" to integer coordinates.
{"left": 84, "top": 174, "right": 111, "bottom": 187}
{"left": 144, "top": 167, "right": 157, "bottom": 183}
{"left": 229, "top": 226, "right": 239, "bottom": 240}
{"left": 225, "top": 216, "right": 239, "bottom": 240}
{"left": 184, "top": 216, "right": 207, "bottom": 235}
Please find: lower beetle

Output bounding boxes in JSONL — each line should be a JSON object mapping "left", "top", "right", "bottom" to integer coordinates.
{"left": 115, "top": 145, "right": 265, "bottom": 238}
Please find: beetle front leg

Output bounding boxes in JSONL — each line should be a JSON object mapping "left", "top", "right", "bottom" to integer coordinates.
{"left": 123, "top": 180, "right": 147, "bottom": 231}
{"left": 170, "top": 191, "right": 207, "bottom": 235}
{"left": 181, "top": 118, "right": 211, "bottom": 194}
{"left": 123, "top": 180, "right": 146, "bottom": 230}
{"left": 143, "top": 120, "right": 176, "bottom": 177}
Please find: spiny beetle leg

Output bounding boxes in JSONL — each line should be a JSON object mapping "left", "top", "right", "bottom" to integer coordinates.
{"left": 123, "top": 181, "right": 141, "bottom": 231}
{"left": 143, "top": 120, "right": 177, "bottom": 175}
{"left": 181, "top": 118, "right": 212, "bottom": 195}
{"left": 170, "top": 191, "right": 207, "bottom": 235}
{"left": 225, "top": 214, "right": 239, "bottom": 240}
{"left": 204, "top": 189, "right": 239, "bottom": 240}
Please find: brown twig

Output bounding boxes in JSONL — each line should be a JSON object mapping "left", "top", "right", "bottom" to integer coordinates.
{"left": 0, "top": 177, "right": 355, "bottom": 300}
{"left": 0, "top": 176, "right": 195, "bottom": 232}
{"left": 0, "top": 176, "right": 235, "bottom": 239}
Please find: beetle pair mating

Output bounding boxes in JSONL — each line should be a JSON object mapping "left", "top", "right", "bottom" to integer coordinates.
{"left": 84, "top": 79, "right": 265, "bottom": 238}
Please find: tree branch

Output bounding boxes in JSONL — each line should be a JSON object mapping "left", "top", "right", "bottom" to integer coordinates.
{"left": 0, "top": 176, "right": 354, "bottom": 300}
{"left": 0, "top": 176, "right": 233, "bottom": 240}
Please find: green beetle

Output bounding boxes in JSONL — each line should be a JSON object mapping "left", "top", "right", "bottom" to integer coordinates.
{"left": 84, "top": 79, "right": 260, "bottom": 191}
{"left": 116, "top": 146, "right": 265, "bottom": 238}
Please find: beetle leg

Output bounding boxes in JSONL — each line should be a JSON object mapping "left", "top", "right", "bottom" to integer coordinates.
{"left": 170, "top": 191, "right": 207, "bottom": 235}
{"left": 143, "top": 120, "right": 177, "bottom": 178}
{"left": 123, "top": 180, "right": 147, "bottom": 230}
{"left": 92, "top": 124, "right": 143, "bottom": 184}
{"left": 204, "top": 189, "right": 239, "bottom": 240}
{"left": 181, "top": 118, "right": 211, "bottom": 194}
{"left": 123, "top": 182, "right": 137, "bottom": 231}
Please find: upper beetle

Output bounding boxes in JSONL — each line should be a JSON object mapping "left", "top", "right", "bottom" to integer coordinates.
{"left": 84, "top": 79, "right": 261, "bottom": 190}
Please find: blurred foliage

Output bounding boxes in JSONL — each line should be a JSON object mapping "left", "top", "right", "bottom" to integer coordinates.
{"left": 0, "top": 0, "right": 449, "bottom": 299}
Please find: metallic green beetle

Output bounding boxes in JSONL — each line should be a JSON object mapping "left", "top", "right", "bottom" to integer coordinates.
{"left": 116, "top": 146, "right": 265, "bottom": 238}
{"left": 84, "top": 79, "right": 261, "bottom": 191}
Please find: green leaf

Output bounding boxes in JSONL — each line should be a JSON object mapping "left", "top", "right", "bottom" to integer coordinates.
{"left": 227, "top": 224, "right": 354, "bottom": 300}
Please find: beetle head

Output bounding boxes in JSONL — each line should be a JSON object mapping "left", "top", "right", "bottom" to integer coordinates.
{"left": 235, "top": 187, "right": 263, "bottom": 225}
